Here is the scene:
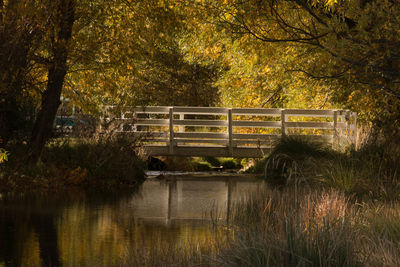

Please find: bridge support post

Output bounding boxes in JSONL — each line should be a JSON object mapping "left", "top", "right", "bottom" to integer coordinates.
{"left": 228, "top": 109, "right": 233, "bottom": 156}
{"left": 169, "top": 107, "right": 174, "bottom": 154}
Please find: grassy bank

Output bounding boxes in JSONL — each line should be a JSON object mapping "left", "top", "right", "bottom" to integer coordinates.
{"left": 116, "top": 187, "right": 400, "bottom": 267}
{"left": 0, "top": 137, "right": 146, "bottom": 193}
{"left": 120, "top": 137, "right": 400, "bottom": 266}
{"left": 216, "top": 188, "right": 400, "bottom": 267}
{"left": 248, "top": 137, "right": 400, "bottom": 201}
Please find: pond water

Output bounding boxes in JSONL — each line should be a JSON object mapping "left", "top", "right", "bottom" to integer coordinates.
{"left": 0, "top": 173, "right": 262, "bottom": 266}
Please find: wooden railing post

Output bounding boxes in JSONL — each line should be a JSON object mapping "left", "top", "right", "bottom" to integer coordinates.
{"left": 169, "top": 107, "right": 174, "bottom": 154}
{"left": 281, "top": 109, "right": 287, "bottom": 137}
{"left": 228, "top": 109, "right": 233, "bottom": 155}
{"left": 352, "top": 111, "right": 357, "bottom": 147}
{"left": 132, "top": 108, "right": 137, "bottom": 132}
{"left": 333, "top": 110, "right": 338, "bottom": 148}
{"left": 179, "top": 113, "right": 184, "bottom": 132}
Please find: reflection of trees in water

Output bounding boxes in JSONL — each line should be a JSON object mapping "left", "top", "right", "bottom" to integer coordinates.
{"left": 0, "top": 218, "right": 22, "bottom": 266}
{"left": 0, "top": 180, "right": 261, "bottom": 265}
{"left": 0, "top": 189, "right": 140, "bottom": 266}
{"left": 0, "top": 196, "right": 61, "bottom": 266}
{"left": 32, "top": 214, "right": 60, "bottom": 266}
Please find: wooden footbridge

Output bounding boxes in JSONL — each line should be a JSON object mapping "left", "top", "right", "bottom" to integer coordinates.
{"left": 103, "top": 106, "right": 357, "bottom": 158}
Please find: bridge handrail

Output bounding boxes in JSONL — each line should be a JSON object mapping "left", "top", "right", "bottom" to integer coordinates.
{"left": 102, "top": 106, "right": 357, "bottom": 156}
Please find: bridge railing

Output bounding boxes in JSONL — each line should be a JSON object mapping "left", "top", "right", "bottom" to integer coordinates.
{"left": 102, "top": 106, "right": 357, "bottom": 155}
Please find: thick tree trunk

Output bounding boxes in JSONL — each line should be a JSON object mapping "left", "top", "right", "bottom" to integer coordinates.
{"left": 28, "top": 0, "right": 75, "bottom": 163}
{"left": 29, "top": 61, "right": 67, "bottom": 162}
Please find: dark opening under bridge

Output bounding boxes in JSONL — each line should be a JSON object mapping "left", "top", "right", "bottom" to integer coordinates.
{"left": 104, "top": 106, "right": 357, "bottom": 158}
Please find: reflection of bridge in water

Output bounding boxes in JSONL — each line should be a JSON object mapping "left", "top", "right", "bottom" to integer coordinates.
{"left": 128, "top": 174, "right": 262, "bottom": 224}
{"left": 104, "top": 106, "right": 357, "bottom": 157}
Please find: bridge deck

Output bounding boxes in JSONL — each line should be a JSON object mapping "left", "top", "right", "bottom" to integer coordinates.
{"left": 103, "top": 106, "right": 357, "bottom": 158}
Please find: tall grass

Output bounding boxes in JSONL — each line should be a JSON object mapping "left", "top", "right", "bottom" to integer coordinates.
{"left": 120, "top": 187, "right": 400, "bottom": 266}
{"left": 261, "top": 136, "right": 400, "bottom": 200}
{"left": 212, "top": 188, "right": 400, "bottom": 267}
{"left": 215, "top": 188, "right": 361, "bottom": 267}
{"left": 118, "top": 137, "right": 400, "bottom": 266}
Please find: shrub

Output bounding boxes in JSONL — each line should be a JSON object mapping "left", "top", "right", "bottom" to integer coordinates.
{"left": 263, "top": 136, "right": 332, "bottom": 186}
{"left": 161, "top": 156, "right": 195, "bottom": 171}
{"left": 193, "top": 161, "right": 213, "bottom": 171}
{"left": 202, "top": 156, "right": 222, "bottom": 167}
{"left": 42, "top": 137, "right": 146, "bottom": 187}
{"left": 220, "top": 158, "right": 241, "bottom": 169}
{"left": 261, "top": 136, "right": 400, "bottom": 200}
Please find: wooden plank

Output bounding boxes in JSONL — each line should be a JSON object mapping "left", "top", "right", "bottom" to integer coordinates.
{"left": 234, "top": 140, "right": 273, "bottom": 145}
{"left": 233, "top": 133, "right": 280, "bottom": 140}
{"left": 232, "top": 108, "right": 281, "bottom": 116}
{"left": 174, "top": 132, "right": 228, "bottom": 139}
{"left": 232, "top": 120, "right": 281, "bottom": 128}
{"left": 142, "top": 138, "right": 169, "bottom": 142}
{"left": 173, "top": 106, "right": 228, "bottom": 114}
{"left": 285, "top": 121, "right": 333, "bottom": 129}
{"left": 135, "top": 119, "right": 169, "bottom": 126}
{"left": 143, "top": 145, "right": 270, "bottom": 157}
{"left": 173, "top": 119, "right": 228, "bottom": 126}
{"left": 175, "top": 139, "right": 228, "bottom": 144}
{"left": 284, "top": 109, "right": 335, "bottom": 116}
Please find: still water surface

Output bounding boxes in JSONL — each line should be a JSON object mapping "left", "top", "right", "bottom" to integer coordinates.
{"left": 0, "top": 173, "right": 262, "bottom": 266}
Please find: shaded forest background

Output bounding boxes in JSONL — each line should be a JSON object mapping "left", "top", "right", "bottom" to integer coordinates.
{"left": 1, "top": 0, "right": 399, "bottom": 161}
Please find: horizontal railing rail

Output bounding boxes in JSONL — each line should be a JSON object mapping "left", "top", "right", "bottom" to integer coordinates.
{"left": 101, "top": 106, "right": 357, "bottom": 157}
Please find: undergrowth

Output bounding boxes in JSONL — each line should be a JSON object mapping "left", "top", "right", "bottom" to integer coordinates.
{"left": 0, "top": 137, "right": 145, "bottom": 193}
{"left": 249, "top": 136, "right": 400, "bottom": 201}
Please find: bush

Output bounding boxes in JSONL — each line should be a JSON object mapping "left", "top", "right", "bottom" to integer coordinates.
{"left": 202, "top": 157, "right": 242, "bottom": 170}
{"left": 202, "top": 156, "right": 221, "bottom": 167}
{"left": 263, "top": 136, "right": 332, "bottom": 186}
{"left": 220, "top": 158, "right": 241, "bottom": 169}
{"left": 0, "top": 137, "right": 146, "bottom": 193}
{"left": 42, "top": 137, "right": 146, "bottom": 187}
{"left": 161, "top": 156, "right": 195, "bottom": 171}
{"left": 193, "top": 161, "right": 213, "bottom": 171}
{"left": 260, "top": 136, "right": 400, "bottom": 200}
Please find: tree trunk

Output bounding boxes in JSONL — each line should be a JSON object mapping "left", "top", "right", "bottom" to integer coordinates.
{"left": 28, "top": 0, "right": 75, "bottom": 163}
